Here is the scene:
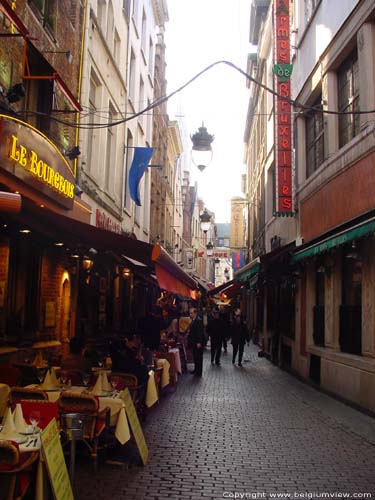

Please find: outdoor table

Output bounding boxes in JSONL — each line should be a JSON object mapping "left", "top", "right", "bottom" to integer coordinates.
{"left": 27, "top": 385, "right": 131, "bottom": 445}
{"left": 155, "top": 358, "right": 170, "bottom": 388}
{"left": 145, "top": 370, "right": 158, "bottom": 408}
{"left": 0, "top": 429, "right": 45, "bottom": 500}
{"left": 168, "top": 348, "right": 182, "bottom": 376}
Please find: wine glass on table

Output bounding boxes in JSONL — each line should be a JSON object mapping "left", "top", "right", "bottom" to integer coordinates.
{"left": 29, "top": 410, "right": 41, "bottom": 433}
{"left": 37, "top": 367, "right": 47, "bottom": 385}
{"left": 60, "top": 370, "right": 69, "bottom": 388}
{"left": 82, "top": 373, "right": 91, "bottom": 389}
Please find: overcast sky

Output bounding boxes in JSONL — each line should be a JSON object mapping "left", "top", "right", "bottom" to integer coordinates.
{"left": 164, "top": 0, "right": 251, "bottom": 223}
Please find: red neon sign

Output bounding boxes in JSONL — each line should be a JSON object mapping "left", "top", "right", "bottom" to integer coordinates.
{"left": 274, "top": 0, "right": 293, "bottom": 216}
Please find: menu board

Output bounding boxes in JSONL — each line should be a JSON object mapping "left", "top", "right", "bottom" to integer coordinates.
{"left": 121, "top": 388, "right": 149, "bottom": 465}
{"left": 41, "top": 418, "right": 74, "bottom": 500}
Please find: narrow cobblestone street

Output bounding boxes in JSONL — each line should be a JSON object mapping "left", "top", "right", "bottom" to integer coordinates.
{"left": 74, "top": 345, "right": 375, "bottom": 500}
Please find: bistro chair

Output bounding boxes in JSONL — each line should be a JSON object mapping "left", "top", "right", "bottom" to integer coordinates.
{"left": 9, "top": 387, "right": 48, "bottom": 406}
{"left": 154, "top": 352, "right": 178, "bottom": 389}
{"left": 0, "top": 440, "right": 38, "bottom": 500}
{"left": 18, "top": 400, "right": 59, "bottom": 430}
{"left": 58, "top": 391, "right": 110, "bottom": 471}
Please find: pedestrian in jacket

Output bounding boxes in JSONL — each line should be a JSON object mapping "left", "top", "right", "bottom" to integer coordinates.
{"left": 230, "top": 311, "right": 249, "bottom": 367}
{"left": 187, "top": 307, "right": 205, "bottom": 376}
{"left": 206, "top": 309, "right": 227, "bottom": 365}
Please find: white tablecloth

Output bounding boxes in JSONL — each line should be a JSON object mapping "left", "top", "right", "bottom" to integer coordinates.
{"left": 168, "top": 348, "right": 182, "bottom": 375}
{"left": 37, "top": 386, "right": 131, "bottom": 445}
{"left": 156, "top": 359, "right": 170, "bottom": 388}
{"left": 145, "top": 371, "right": 158, "bottom": 408}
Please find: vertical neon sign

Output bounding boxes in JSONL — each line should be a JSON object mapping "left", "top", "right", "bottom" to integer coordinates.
{"left": 274, "top": 0, "right": 294, "bottom": 216}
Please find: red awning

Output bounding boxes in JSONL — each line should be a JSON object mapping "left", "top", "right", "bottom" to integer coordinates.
{"left": 154, "top": 264, "right": 194, "bottom": 298}
{"left": 152, "top": 245, "right": 197, "bottom": 298}
{"left": 220, "top": 281, "right": 243, "bottom": 299}
{"left": 207, "top": 279, "right": 243, "bottom": 299}
{"left": 207, "top": 279, "right": 236, "bottom": 296}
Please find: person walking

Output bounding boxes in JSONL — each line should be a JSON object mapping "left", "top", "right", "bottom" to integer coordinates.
{"left": 206, "top": 309, "right": 226, "bottom": 365}
{"left": 187, "top": 307, "right": 205, "bottom": 376}
{"left": 230, "top": 310, "right": 249, "bottom": 367}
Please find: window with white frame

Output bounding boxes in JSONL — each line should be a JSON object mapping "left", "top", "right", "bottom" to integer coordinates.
{"left": 105, "top": 103, "right": 116, "bottom": 191}
{"left": 139, "top": 77, "right": 145, "bottom": 129}
{"left": 106, "top": 1, "right": 115, "bottom": 52}
{"left": 124, "top": 129, "right": 133, "bottom": 212}
{"left": 337, "top": 49, "right": 360, "bottom": 148}
{"left": 86, "top": 72, "right": 101, "bottom": 174}
{"left": 148, "top": 37, "right": 154, "bottom": 78}
{"left": 129, "top": 49, "right": 136, "bottom": 104}
{"left": 304, "top": 0, "right": 319, "bottom": 25}
{"left": 306, "top": 94, "right": 325, "bottom": 177}
{"left": 141, "top": 9, "right": 147, "bottom": 57}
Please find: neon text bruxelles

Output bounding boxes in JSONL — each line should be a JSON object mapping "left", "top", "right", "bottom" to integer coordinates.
{"left": 7, "top": 134, "right": 74, "bottom": 199}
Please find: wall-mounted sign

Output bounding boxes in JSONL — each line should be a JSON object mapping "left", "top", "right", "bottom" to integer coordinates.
{"left": 0, "top": 115, "right": 75, "bottom": 209}
{"left": 45, "top": 301, "right": 56, "bottom": 328}
{"left": 197, "top": 251, "right": 229, "bottom": 258}
{"left": 95, "top": 209, "right": 121, "bottom": 234}
{"left": 273, "top": 0, "right": 294, "bottom": 217}
{"left": 232, "top": 251, "right": 244, "bottom": 270}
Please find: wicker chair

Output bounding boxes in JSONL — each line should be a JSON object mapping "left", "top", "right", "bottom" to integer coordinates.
{"left": 58, "top": 391, "right": 110, "bottom": 471}
{"left": 9, "top": 387, "right": 48, "bottom": 405}
{"left": 110, "top": 373, "right": 146, "bottom": 420}
{"left": 0, "top": 440, "right": 38, "bottom": 500}
{"left": 17, "top": 400, "right": 59, "bottom": 430}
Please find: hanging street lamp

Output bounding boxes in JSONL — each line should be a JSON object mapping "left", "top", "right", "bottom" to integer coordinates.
{"left": 190, "top": 123, "right": 214, "bottom": 172}
{"left": 199, "top": 208, "right": 212, "bottom": 233}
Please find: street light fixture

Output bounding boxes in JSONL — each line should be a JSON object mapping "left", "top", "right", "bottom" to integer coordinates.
{"left": 190, "top": 123, "right": 214, "bottom": 172}
{"left": 199, "top": 208, "right": 212, "bottom": 233}
{"left": 206, "top": 241, "right": 214, "bottom": 257}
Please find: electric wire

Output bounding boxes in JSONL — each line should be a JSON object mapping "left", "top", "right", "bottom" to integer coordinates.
{"left": 16, "top": 60, "right": 375, "bottom": 131}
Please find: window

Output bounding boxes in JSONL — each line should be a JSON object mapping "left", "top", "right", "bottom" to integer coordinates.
{"left": 304, "top": 0, "right": 319, "bottom": 24}
{"left": 306, "top": 95, "right": 325, "bottom": 177}
{"left": 114, "top": 30, "right": 121, "bottom": 65}
{"left": 86, "top": 72, "right": 100, "bottom": 173}
{"left": 129, "top": 49, "right": 136, "bottom": 104}
{"left": 132, "top": 0, "right": 139, "bottom": 23}
{"left": 106, "top": 1, "right": 115, "bottom": 51}
{"left": 148, "top": 37, "right": 154, "bottom": 78}
{"left": 124, "top": 129, "right": 133, "bottom": 212}
{"left": 338, "top": 50, "right": 360, "bottom": 148}
{"left": 29, "top": 0, "right": 56, "bottom": 31}
{"left": 141, "top": 9, "right": 147, "bottom": 57}
{"left": 105, "top": 104, "right": 116, "bottom": 191}
{"left": 339, "top": 244, "right": 362, "bottom": 355}
{"left": 123, "top": 0, "right": 131, "bottom": 21}
{"left": 139, "top": 78, "right": 145, "bottom": 128}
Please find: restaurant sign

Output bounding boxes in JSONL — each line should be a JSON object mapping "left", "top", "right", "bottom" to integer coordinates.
{"left": 0, "top": 115, "right": 75, "bottom": 209}
{"left": 273, "top": 0, "right": 294, "bottom": 217}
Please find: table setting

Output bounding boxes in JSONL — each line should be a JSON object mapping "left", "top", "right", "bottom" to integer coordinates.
{"left": 0, "top": 405, "right": 41, "bottom": 452}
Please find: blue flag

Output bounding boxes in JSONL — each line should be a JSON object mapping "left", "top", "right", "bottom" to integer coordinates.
{"left": 128, "top": 147, "right": 154, "bottom": 206}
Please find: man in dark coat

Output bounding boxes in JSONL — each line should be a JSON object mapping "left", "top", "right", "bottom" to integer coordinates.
{"left": 187, "top": 307, "right": 205, "bottom": 376}
{"left": 230, "top": 310, "right": 250, "bottom": 367}
{"left": 206, "top": 309, "right": 227, "bottom": 365}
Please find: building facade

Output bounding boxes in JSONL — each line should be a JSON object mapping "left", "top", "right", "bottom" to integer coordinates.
{"left": 241, "top": 0, "right": 375, "bottom": 413}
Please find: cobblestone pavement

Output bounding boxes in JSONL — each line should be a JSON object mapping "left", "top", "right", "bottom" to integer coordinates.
{"left": 74, "top": 344, "right": 375, "bottom": 500}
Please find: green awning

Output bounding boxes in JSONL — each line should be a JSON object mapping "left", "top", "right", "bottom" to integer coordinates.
{"left": 234, "top": 259, "right": 260, "bottom": 282}
{"left": 291, "top": 217, "right": 375, "bottom": 263}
